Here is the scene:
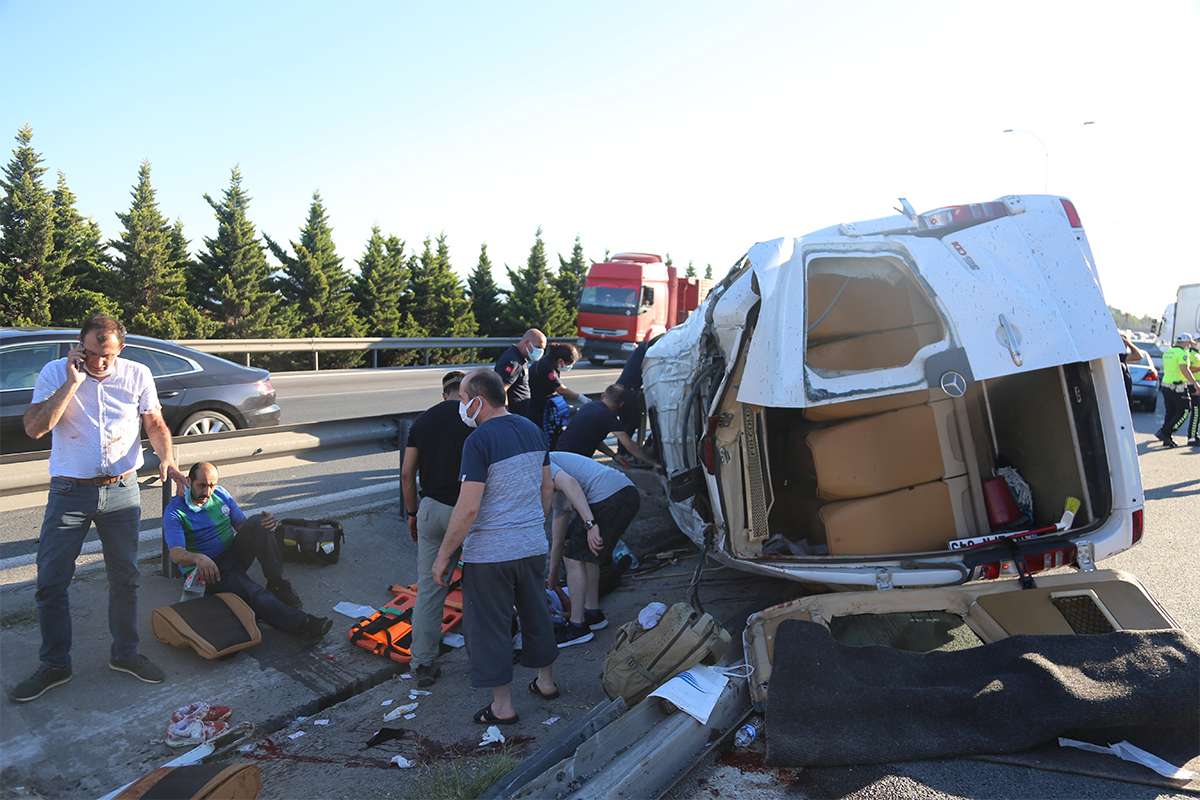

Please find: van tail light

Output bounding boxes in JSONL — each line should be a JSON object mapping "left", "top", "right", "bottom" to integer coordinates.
{"left": 1061, "top": 198, "right": 1083, "bottom": 228}
{"left": 920, "top": 202, "right": 1010, "bottom": 230}
{"left": 1146, "top": 369, "right": 1158, "bottom": 382}
{"left": 1132, "top": 509, "right": 1144, "bottom": 545}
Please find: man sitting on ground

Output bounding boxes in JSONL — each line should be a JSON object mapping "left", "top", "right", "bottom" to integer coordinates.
{"left": 164, "top": 462, "right": 332, "bottom": 644}
{"left": 555, "top": 384, "right": 658, "bottom": 467}
{"left": 547, "top": 451, "right": 641, "bottom": 648}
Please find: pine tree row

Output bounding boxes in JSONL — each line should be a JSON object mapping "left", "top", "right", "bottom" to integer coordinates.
{"left": 0, "top": 126, "right": 605, "bottom": 357}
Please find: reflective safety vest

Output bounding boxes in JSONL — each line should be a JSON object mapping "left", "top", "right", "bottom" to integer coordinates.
{"left": 1162, "top": 346, "right": 1191, "bottom": 384}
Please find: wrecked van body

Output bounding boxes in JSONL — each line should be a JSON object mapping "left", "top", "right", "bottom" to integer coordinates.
{"left": 642, "top": 195, "right": 1145, "bottom": 591}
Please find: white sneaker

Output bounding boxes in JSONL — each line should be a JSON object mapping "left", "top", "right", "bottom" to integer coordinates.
{"left": 166, "top": 717, "right": 229, "bottom": 749}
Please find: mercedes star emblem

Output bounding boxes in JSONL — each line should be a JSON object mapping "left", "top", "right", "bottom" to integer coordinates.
{"left": 940, "top": 370, "right": 967, "bottom": 398}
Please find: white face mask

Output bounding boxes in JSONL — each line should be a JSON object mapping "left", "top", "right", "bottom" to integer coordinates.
{"left": 528, "top": 346, "right": 545, "bottom": 362}
{"left": 561, "top": 362, "right": 573, "bottom": 373}
{"left": 458, "top": 397, "right": 481, "bottom": 428}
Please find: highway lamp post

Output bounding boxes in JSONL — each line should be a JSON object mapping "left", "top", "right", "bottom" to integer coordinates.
{"left": 1002, "top": 121, "right": 1095, "bottom": 194}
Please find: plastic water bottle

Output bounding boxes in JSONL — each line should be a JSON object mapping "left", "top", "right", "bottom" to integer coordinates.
{"left": 612, "top": 540, "right": 640, "bottom": 571}
{"left": 734, "top": 718, "right": 761, "bottom": 748}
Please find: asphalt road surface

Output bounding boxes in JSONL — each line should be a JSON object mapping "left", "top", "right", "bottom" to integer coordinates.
{"left": 271, "top": 362, "right": 622, "bottom": 425}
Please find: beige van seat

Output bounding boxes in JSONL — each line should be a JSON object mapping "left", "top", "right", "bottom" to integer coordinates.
{"left": 802, "top": 389, "right": 934, "bottom": 422}
{"left": 807, "top": 273, "right": 939, "bottom": 343}
{"left": 807, "top": 323, "right": 941, "bottom": 372}
{"left": 821, "top": 476, "right": 976, "bottom": 556}
{"left": 802, "top": 401, "right": 967, "bottom": 500}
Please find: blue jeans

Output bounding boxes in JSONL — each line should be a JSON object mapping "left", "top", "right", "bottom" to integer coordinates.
{"left": 35, "top": 475, "right": 142, "bottom": 669}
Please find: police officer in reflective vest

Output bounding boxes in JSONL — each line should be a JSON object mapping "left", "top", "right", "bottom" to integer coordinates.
{"left": 1167, "top": 333, "right": 1200, "bottom": 447}
{"left": 1157, "top": 332, "right": 1198, "bottom": 448}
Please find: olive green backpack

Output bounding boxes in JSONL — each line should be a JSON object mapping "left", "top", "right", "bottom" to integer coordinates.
{"left": 601, "top": 602, "right": 731, "bottom": 705}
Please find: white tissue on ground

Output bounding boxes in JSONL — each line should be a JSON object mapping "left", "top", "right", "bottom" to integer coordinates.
{"left": 479, "top": 726, "right": 505, "bottom": 747}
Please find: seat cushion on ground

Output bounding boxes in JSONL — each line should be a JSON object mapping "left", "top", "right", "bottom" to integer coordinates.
{"left": 821, "top": 476, "right": 975, "bottom": 555}
{"left": 802, "top": 389, "right": 934, "bottom": 422}
{"left": 806, "top": 323, "right": 942, "bottom": 373}
{"left": 804, "top": 401, "right": 967, "bottom": 500}
{"left": 807, "top": 272, "right": 939, "bottom": 342}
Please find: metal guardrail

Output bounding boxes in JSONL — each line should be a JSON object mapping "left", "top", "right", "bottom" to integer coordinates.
{"left": 174, "top": 336, "right": 579, "bottom": 369}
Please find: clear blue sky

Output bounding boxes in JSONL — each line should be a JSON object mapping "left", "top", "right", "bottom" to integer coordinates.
{"left": 3, "top": 0, "right": 1197, "bottom": 317}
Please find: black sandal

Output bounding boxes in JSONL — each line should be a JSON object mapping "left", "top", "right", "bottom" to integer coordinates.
{"left": 473, "top": 704, "right": 519, "bottom": 725}
{"left": 528, "top": 677, "right": 560, "bottom": 700}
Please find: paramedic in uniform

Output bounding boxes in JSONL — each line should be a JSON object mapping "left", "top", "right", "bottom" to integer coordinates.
{"left": 401, "top": 370, "right": 472, "bottom": 687}
{"left": 493, "top": 328, "right": 546, "bottom": 418}
{"left": 432, "top": 368, "right": 559, "bottom": 725}
{"left": 9, "top": 315, "right": 184, "bottom": 703}
{"left": 526, "top": 342, "right": 582, "bottom": 444}
{"left": 1157, "top": 332, "right": 1198, "bottom": 448}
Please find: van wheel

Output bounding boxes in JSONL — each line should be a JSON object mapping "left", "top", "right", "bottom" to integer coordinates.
{"left": 589, "top": 356, "right": 607, "bottom": 366}
{"left": 179, "top": 411, "right": 237, "bottom": 437}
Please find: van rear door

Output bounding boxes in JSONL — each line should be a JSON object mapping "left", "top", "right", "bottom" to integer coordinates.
{"left": 742, "top": 569, "right": 1176, "bottom": 707}
{"left": 737, "top": 196, "right": 1123, "bottom": 410}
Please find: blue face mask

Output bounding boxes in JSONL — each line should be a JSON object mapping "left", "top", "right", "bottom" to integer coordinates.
{"left": 528, "top": 347, "right": 545, "bottom": 362}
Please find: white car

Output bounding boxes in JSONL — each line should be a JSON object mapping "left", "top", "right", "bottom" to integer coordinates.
{"left": 643, "top": 195, "right": 1177, "bottom": 697}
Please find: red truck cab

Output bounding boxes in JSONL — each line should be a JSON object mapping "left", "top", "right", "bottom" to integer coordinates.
{"left": 576, "top": 252, "right": 711, "bottom": 364}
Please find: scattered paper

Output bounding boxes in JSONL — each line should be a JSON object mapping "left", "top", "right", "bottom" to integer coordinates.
{"left": 314, "top": 719, "right": 330, "bottom": 726}
{"left": 442, "top": 632, "right": 466, "bottom": 648}
{"left": 295, "top": 716, "right": 309, "bottom": 722}
{"left": 409, "top": 689, "right": 432, "bottom": 697}
{"left": 1058, "top": 738, "right": 1197, "bottom": 780}
{"left": 400, "top": 673, "right": 412, "bottom": 680}
{"left": 238, "top": 744, "right": 256, "bottom": 753}
{"left": 479, "top": 725, "right": 505, "bottom": 747}
{"left": 648, "top": 665, "right": 730, "bottom": 725}
{"left": 288, "top": 731, "right": 306, "bottom": 740}
{"left": 383, "top": 702, "right": 419, "bottom": 721}
{"left": 390, "top": 755, "right": 414, "bottom": 769}
{"left": 403, "top": 713, "right": 417, "bottom": 720}
{"left": 334, "top": 601, "right": 377, "bottom": 619}
{"left": 381, "top": 699, "right": 394, "bottom": 706}
{"left": 542, "top": 716, "right": 560, "bottom": 726}
{"left": 638, "top": 602, "right": 668, "bottom": 630}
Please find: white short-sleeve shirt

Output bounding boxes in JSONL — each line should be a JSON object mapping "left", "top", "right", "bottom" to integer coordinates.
{"left": 31, "top": 357, "right": 161, "bottom": 478}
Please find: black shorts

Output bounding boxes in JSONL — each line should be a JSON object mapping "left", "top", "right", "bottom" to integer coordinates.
{"left": 564, "top": 485, "right": 640, "bottom": 564}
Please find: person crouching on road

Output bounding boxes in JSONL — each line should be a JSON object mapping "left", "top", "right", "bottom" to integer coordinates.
{"left": 9, "top": 314, "right": 184, "bottom": 704}
{"left": 547, "top": 452, "right": 640, "bottom": 648}
{"left": 432, "top": 369, "right": 559, "bottom": 725}
{"left": 554, "top": 384, "right": 658, "bottom": 468}
{"left": 401, "top": 370, "right": 472, "bottom": 687}
{"left": 165, "top": 462, "right": 333, "bottom": 644}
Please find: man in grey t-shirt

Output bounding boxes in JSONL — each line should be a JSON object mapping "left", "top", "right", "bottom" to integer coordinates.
{"left": 547, "top": 452, "right": 640, "bottom": 648}
{"left": 433, "top": 369, "right": 559, "bottom": 725}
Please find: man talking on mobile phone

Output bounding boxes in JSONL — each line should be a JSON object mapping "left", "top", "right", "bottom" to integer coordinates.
{"left": 8, "top": 314, "right": 186, "bottom": 703}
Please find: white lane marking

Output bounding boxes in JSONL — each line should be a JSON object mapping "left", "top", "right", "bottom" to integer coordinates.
{"left": 0, "top": 482, "right": 398, "bottom": 572}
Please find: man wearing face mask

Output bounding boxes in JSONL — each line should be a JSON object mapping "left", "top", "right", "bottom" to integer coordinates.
{"left": 163, "top": 462, "right": 332, "bottom": 644}
{"left": 494, "top": 328, "right": 547, "bottom": 418}
{"left": 9, "top": 315, "right": 185, "bottom": 704}
{"left": 527, "top": 343, "right": 583, "bottom": 444}
{"left": 401, "top": 370, "right": 472, "bottom": 687}
{"left": 433, "top": 369, "right": 559, "bottom": 725}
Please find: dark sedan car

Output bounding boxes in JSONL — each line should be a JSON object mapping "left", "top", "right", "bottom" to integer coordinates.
{"left": 1, "top": 328, "right": 281, "bottom": 454}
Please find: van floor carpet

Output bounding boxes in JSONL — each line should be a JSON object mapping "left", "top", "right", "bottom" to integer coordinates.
{"left": 764, "top": 620, "right": 1199, "bottom": 769}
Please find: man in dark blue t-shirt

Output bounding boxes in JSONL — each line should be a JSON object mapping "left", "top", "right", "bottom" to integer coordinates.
{"left": 555, "top": 384, "right": 658, "bottom": 467}
{"left": 432, "top": 369, "right": 559, "bottom": 725}
{"left": 493, "top": 328, "right": 546, "bottom": 418}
